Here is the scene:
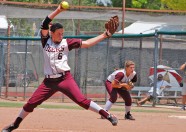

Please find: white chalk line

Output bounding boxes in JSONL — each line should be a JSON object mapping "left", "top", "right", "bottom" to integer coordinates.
{"left": 168, "top": 115, "right": 186, "bottom": 119}
{"left": 17, "top": 129, "right": 86, "bottom": 132}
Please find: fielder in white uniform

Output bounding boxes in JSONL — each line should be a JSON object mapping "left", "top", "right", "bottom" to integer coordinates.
{"left": 103, "top": 60, "right": 137, "bottom": 120}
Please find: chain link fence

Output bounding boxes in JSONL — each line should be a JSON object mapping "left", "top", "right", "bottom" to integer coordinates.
{"left": 0, "top": 31, "right": 186, "bottom": 104}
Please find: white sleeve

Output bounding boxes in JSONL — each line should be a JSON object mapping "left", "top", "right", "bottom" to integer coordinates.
{"left": 163, "top": 81, "right": 172, "bottom": 87}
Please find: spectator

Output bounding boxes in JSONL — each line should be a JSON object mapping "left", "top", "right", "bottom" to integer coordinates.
{"left": 137, "top": 74, "right": 171, "bottom": 106}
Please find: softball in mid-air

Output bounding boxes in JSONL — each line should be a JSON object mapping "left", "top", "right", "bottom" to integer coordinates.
{"left": 61, "top": 1, "right": 69, "bottom": 9}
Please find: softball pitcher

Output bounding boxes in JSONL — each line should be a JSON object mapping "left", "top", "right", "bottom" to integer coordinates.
{"left": 2, "top": 3, "right": 119, "bottom": 132}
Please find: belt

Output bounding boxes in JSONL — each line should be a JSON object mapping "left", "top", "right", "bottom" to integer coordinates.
{"left": 45, "top": 71, "right": 66, "bottom": 79}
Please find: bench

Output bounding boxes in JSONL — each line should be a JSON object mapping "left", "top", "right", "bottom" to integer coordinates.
{"left": 130, "top": 87, "right": 150, "bottom": 100}
{"left": 157, "top": 87, "right": 182, "bottom": 106}
{"left": 131, "top": 86, "right": 182, "bottom": 106}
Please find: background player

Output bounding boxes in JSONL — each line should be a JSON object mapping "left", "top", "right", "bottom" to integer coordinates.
{"left": 2, "top": 3, "right": 119, "bottom": 132}
{"left": 179, "top": 63, "right": 186, "bottom": 110}
{"left": 102, "top": 60, "right": 137, "bottom": 120}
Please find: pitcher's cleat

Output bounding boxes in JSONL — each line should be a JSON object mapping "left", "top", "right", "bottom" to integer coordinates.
{"left": 2, "top": 124, "right": 18, "bottom": 132}
{"left": 2, "top": 117, "right": 22, "bottom": 132}
{"left": 107, "top": 114, "right": 118, "bottom": 126}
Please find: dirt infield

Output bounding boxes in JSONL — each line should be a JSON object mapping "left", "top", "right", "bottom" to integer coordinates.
{"left": 0, "top": 101, "right": 186, "bottom": 132}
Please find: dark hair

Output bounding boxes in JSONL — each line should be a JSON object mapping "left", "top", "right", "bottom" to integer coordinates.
{"left": 50, "top": 23, "right": 63, "bottom": 32}
{"left": 158, "top": 74, "right": 163, "bottom": 78}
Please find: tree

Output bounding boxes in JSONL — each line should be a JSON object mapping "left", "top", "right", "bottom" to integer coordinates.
{"left": 112, "top": 0, "right": 162, "bottom": 9}
{"left": 72, "top": 0, "right": 96, "bottom": 6}
{"left": 161, "top": 0, "right": 186, "bottom": 10}
{"left": 131, "top": 0, "right": 161, "bottom": 9}
{"left": 146, "top": 0, "right": 161, "bottom": 10}
{"left": 112, "top": 0, "right": 132, "bottom": 8}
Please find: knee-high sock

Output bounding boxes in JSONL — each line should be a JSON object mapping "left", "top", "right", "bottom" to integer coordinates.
{"left": 125, "top": 106, "right": 131, "bottom": 114}
{"left": 104, "top": 100, "right": 113, "bottom": 111}
{"left": 18, "top": 108, "right": 30, "bottom": 119}
{"left": 12, "top": 109, "right": 29, "bottom": 128}
{"left": 88, "top": 101, "right": 110, "bottom": 119}
{"left": 88, "top": 101, "right": 102, "bottom": 113}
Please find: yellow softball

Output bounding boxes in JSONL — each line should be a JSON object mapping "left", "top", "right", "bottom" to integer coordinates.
{"left": 61, "top": 1, "right": 69, "bottom": 9}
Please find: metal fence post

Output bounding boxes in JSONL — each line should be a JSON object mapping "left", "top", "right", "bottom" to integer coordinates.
{"left": 0, "top": 42, "right": 4, "bottom": 97}
{"left": 138, "top": 33, "right": 143, "bottom": 86}
{"left": 5, "top": 24, "right": 11, "bottom": 98}
{"left": 83, "top": 48, "right": 88, "bottom": 97}
{"left": 152, "top": 30, "right": 159, "bottom": 107}
{"left": 23, "top": 40, "right": 28, "bottom": 100}
{"left": 104, "top": 39, "right": 110, "bottom": 102}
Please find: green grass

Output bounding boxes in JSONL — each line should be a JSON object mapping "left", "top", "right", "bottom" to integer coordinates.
{"left": 0, "top": 102, "right": 24, "bottom": 107}
{"left": 0, "top": 101, "right": 184, "bottom": 114}
{"left": 109, "top": 107, "right": 180, "bottom": 113}
{"left": 0, "top": 102, "right": 83, "bottom": 110}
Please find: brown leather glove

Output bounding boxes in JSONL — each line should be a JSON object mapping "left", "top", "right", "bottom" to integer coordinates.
{"left": 105, "top": 15, "right": 119, "bottom": 37}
